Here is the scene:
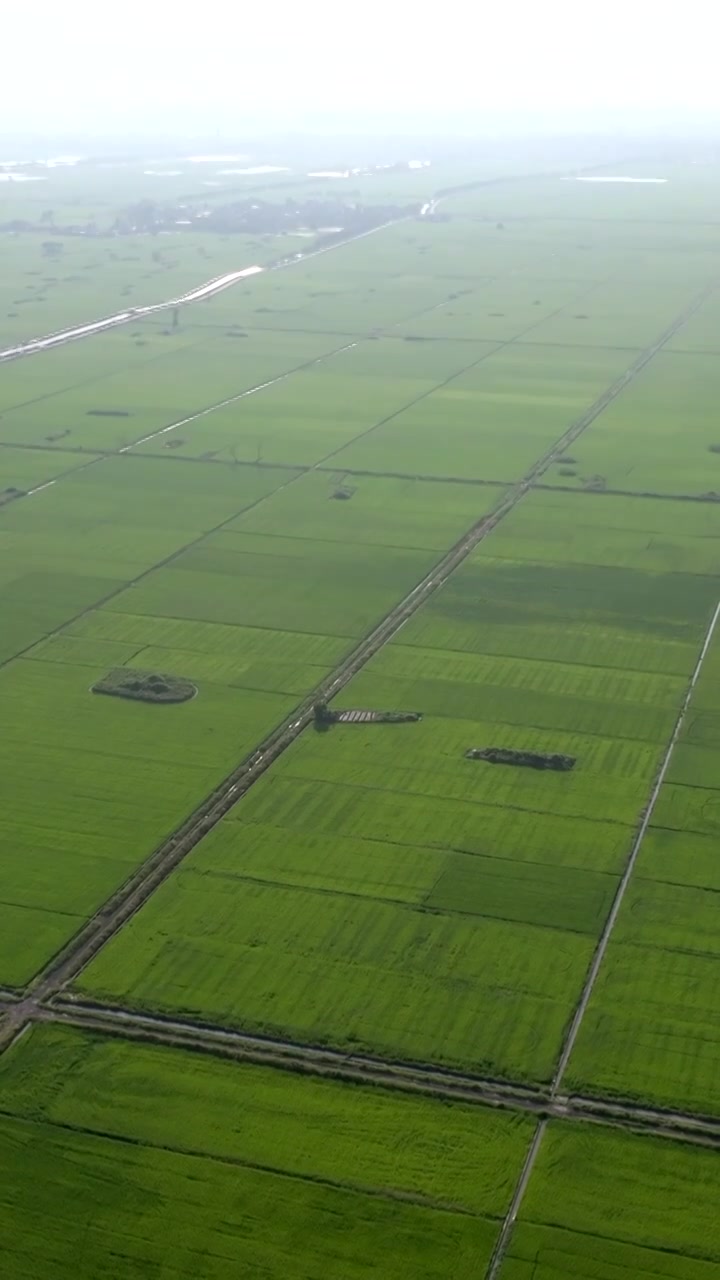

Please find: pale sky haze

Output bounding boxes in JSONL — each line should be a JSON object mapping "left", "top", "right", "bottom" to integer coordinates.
{"left": 4, "top": 0, "right": 719, "bottom": 135}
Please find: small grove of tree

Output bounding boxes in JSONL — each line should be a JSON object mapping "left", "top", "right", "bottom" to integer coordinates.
{"left": 313, "top": 701, "right": 337, "bottom": 725}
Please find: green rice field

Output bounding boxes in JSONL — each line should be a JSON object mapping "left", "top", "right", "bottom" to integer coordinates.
{"left": 0, "top": 1023, "right": 533, "bottom": 1278}
{"left": 2, "top": 152, "right": 720, "bottom": 1278}
{"left": 500, "top": 1121, "right": 720, "bottom": 1279}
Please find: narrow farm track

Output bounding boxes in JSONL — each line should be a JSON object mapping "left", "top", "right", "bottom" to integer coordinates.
{"left": 483, "top": 594, "right": 720, "bottom": 1280}
{"left": 24, "top": 999, "right": 720, "bottom": 1152}
{"left": 0, "top": 279, "right": 712, "bottom": 1047}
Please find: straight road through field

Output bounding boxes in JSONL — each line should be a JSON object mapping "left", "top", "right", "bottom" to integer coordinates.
{"left": 0, "top": 215, "right": 409, "bottom": 364}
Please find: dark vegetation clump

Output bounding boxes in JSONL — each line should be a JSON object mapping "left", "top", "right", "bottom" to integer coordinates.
{"left": 313, "top": 701, "right": 336, "bottom": 726}
{"left": 708, "top": 444, "right": 720, "bottom": 454}
{"left": 557, "top": 455, "right": 577, "bottom": 464}
{"left": 92, "top": 668, "right": 196, "bottom": 704}
{"left": 86, "top": 409, "right": 130, "bottom": 417}
{"left": 558, "top": 467, "right": 577, "bottom": 477}
{"left": 466, "top": 746, "right": 576, "bottom": 771}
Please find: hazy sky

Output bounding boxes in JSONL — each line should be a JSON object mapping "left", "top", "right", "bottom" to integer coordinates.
{"left": 5, "top": 0, "right": 719, "bottom": 135}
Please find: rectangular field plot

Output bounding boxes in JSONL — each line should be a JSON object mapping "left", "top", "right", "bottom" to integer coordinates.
{"left": 668, "top": 291, "right": 720, "bottom": 353}
{"left": 78, "top": 857, "right": 594, "bottom": 1078}
{"left": 205, "top": 256, "right": 458, "bottom": 334}
{"left": 0, "top": 325, "right": 209, "bottom": 415}
{"left": 0, "top": 1024, "right": 533, "bottom": 1279}
{"left": 106, "top": 534, "right": 435, "bottom": 638}
{"left": 0, "top": 455, "right": 504, "bottom": 985}
{"left": 522, "top": 279, "right": 695, "bottom": 349}
{"left": 481, "top": 487, "right": 720, "bottom": 574}
{"left": 0, "top": 229, "right": 279, "bottom": 345}
{"left": 0, "top": 653, "right": 296, "bottom": 986}
{"left": 77, "top": 495, "right": 713, "bottom": 1080}
{"left": 0, "top": 446, "right": 102, "bottom": 494}
{"left": 0, "top": 329, "right": 341, "bottom": 451}
{"left": 402, "top": 492, "right": 720, "bottom": 675}
{"left": 542, "top": 351, "right": 720, "bottom": 496}
{"left": 228, "top": 471, "right": 502, "bottom": 552}
{"left": 501, "top": 1122, "right": 720, "bottom": 1280}
{"left": 31, "top": 612, "right": 348, "bottom": 696}
{"left": 131, "top": 336, "right": 488, "bottom": 467}
{"left": 329, "top": 344, "right": 634, "bottom": 481}
{"left": 390, "top": 277, "right": 591, "bottom": 343}
{"left": 566, "top": 626, "right": 720, "bottom": 1116}
{"left": 0, "top": 455, "right": 297, "bottom": 663}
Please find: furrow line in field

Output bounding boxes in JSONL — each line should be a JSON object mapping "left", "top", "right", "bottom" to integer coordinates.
{"left": 0, "top": 278, "right": 710, "bottom": 1032}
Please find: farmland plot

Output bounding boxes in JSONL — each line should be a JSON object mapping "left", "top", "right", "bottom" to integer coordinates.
{"left": 541, "top": 351, "right": 720, "bottom": 496}
{"left": 0, "top": 228, "right": 285, "bottom": 346}
{"left": 0, "top": 455, "right": 299, "bottom": 663}
{"left": 0, "top": 1023, "right": 533, "bottom": 1279}
{"left": 0, "top": 448, "right": 501, "bottom": 985}
{"left": 77, "top": 490, "right": 716, "bottom": 1080}
{"left": 330, "top": 343, "right": 634, "bottom": 481}
{"left": 0, "top": 445, "right": 103, "bottom": 494}
{"left": 500, "top": 1122, "right": 720, "bottom": 1279}
{"left": 0, "top": 328, "right": 342, "bottom": 451}
{"left": 130, "top": 336, "right": 491, "bottom": 467}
